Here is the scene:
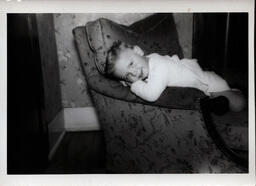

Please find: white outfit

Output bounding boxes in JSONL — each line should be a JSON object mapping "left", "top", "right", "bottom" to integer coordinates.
{"left": 130, "top": 53, "right": 230, "bottom": 102}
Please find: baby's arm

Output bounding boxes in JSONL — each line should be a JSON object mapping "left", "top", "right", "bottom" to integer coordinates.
{"left": 130, "top": 75, "right": 167, "bottom": 102}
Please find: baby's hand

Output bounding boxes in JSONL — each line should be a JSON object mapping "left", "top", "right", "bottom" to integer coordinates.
{"left": 126, "top": 81, "right": 132, "bottom": 86}
{"left": 120, "top": 81, "right": 132, "bottom": 87}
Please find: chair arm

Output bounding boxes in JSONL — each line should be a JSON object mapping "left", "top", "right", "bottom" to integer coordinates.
{"left": 88, "top": 74, "right": 207, "bottom": 110}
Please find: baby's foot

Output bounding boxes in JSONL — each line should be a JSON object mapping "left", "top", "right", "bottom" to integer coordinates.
{"left": 204, "top": 96, "right": 229, "bottom": 115}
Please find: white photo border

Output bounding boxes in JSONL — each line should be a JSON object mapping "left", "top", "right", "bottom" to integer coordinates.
{"left": 0, "top": 0, "right": 254, "bottom": 186}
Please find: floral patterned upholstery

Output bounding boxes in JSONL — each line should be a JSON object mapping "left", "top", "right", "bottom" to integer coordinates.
{"left": 73, "top": 13, "right": 247, "bottom": 173}
{"left": 91, "top": 91, "right": 246, "bottom": 173}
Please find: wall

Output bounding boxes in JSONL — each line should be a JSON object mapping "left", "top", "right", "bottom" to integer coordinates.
{"left": 54, "top": 13, "right": 193, "bottom": 108}
{"left": 173, "top": 13, "right": 193, "bottom": 59}
{"left": 37, "top": 14, "right": 62, "bottom": 124}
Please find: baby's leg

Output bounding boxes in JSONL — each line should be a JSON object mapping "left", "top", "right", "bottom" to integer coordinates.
{"left": 210, "top": 90, "right": 246, "bottom": 112}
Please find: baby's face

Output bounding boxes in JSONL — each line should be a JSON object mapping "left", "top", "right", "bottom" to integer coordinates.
{"left": 114, "top": 47, "right": 149, "bottom": 83}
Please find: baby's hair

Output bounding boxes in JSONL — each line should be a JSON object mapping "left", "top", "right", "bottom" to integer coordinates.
{"left": 105, "top": 41, "right": 134, "bottom": 78}
{"left": 105, "top": 41, "right": 122, "bottom": 77}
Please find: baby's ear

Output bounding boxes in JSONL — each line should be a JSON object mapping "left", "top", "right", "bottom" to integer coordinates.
{"left": 133, "top": 45, "right": 144, "bottom": 56}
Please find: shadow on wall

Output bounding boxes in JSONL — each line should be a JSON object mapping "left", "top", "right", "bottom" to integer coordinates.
{"left": 53, "top": 13, "right": 193, "bottom": 108}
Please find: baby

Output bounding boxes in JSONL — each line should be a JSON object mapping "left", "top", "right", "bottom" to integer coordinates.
{"left": 105, "top": 41, "right": 246, "bottom": 112}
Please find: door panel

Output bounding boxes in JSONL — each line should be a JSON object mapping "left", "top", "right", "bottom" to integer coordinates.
{"left": 7, "top": 14, "right": 49, "bottom": 174}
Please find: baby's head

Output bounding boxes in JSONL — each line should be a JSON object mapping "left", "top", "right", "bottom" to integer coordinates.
{"left": 105, "top": 41, "right": 149, "bottom": 83}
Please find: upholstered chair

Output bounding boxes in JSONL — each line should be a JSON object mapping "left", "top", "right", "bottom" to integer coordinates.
{"left": 73, "top": 13, "right": 247, "bottom": 173}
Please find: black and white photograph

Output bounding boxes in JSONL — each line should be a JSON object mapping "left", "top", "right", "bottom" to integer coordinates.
{"left": 0, "top": 0, "right": 255, "bottom": 186}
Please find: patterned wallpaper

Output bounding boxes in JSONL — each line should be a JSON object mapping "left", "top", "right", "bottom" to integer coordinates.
{"left": 53, "top": 13, "right": 193, "bottom": 108}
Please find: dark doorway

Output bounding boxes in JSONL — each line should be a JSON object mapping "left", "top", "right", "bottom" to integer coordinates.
{"left": 7, "top": 14, "right": 49, "bottom": 174}
{"left": 193, "top": 13, "right": 248, "bottom": 96}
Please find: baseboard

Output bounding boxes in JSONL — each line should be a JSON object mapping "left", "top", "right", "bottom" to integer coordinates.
{"left": 48, "top": 109, "right": 66, "bottom": 160}
{"left": 47, "top": 107, "right": 100, "bottom": 159}
{"left": 64, "top": 107, "right": 101, "bottom": 131}
{"left": 48, "top": 130, "right": 66, "bottom": 160}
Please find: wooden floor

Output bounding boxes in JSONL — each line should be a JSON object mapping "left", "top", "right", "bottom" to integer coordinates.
{"left": 45, "top": 131, "right": 106, "bottom": 174}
